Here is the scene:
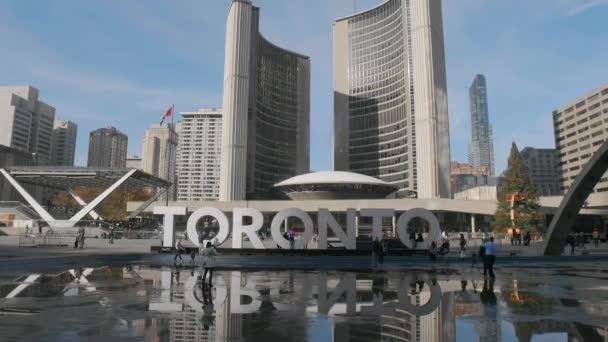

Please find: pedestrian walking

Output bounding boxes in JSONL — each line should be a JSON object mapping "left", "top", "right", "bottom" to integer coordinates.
{"left": 190, "top": 246, "right": 197, "bottom": 266}
{"left": 459, "top": 233, "right": 467, "bottom": 259}
{"left": 593, "top": 227, "right": 600, "bottom": 248}
{"left": 566, "top": 234, "right": 575, "bottom": 255}
{"left": 77, "top": 227, "right": 85, "bottom": 249}
{"left": 378, "top": 238, "right": 385, "bottom": 265}
{"left": 409, "top": 231, "right": 417, "bottom": 249}
{"left": 523, "top": 231, "right": 531, "bottom": 246}
{"left": 416, "top": 233, "right": 424, "bottom": 247}
{"left": 428, "top": 241, "right": 438, "bottom": 261}
{"left": 201, "top": 241, "right": 219, "bottom": 284}
{"left": 372, "top": 236, "right": 380, "bottom": 266}
{"left": 174, "top": 238, "right": 184, "bottom": 264}
{"left": 515, "top": 228, "right": 522, "bottom": 246}
{"left": 578, "top": 232, "right": 586, "bottom": 248}
{"left": 109, "top": 225, "right": 115, "bottom": 244}
{"left": 508, "top": 228, "right": 514, "bottom": 246}
{"left": 39, "top": 224, "right": 42, "bottom": 236}
{"left": 481, "top": 237, "right": 497, "bottom": 278}
{"left": 289, "top": 228, "right": 295, "bottom": 249}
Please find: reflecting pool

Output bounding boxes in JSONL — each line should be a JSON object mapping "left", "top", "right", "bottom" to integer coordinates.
{"left": 0, "top": 262, "right": 607, "bottom": 341}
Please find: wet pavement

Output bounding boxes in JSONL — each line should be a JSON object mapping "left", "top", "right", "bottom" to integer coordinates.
{"left": 0, "top": 261, "right": 607, "bottom": 341}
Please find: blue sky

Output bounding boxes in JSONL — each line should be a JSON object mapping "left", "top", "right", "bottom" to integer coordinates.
{"left": 0, "top": 0, "right": 607, "bottom": 173}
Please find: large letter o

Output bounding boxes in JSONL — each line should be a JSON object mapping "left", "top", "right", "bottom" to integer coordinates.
{"left": 187, "top": 208, "right": 230, "bottom": 247}
{"left": 270, "top": 208, "right": 314, "bottom": 249}
{"left": 396, "top": 208, "right": 441, "bottom": 249}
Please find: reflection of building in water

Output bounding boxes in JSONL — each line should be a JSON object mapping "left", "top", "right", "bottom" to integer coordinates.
{"left": 215, "top": 295, "right": 242, "bottom": 341}
{"left": 332, "top": 280, "right": 458, "bottom": 342}
{"left": 476, "top": 308, "right": 501, "bottom": 342}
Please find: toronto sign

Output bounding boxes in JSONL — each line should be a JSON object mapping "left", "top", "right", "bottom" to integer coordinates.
{"left": 154, "top": 206, "right": 441, "bottom": 249}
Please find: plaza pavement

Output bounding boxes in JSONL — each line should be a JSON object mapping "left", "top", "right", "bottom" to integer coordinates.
{"left": 1, "top": 235, "right": 608, "bottom": 275}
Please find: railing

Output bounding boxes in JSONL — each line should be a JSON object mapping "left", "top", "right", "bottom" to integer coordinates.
{"left": 18, "top": 233, "right": 37, "bottom": 247}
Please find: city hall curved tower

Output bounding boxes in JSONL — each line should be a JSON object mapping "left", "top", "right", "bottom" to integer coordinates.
{"left": 333, "top": 0, "right": 450, "bottom": 199}
{"left": 220, "top": 0, "right": 310, "bottom": 200}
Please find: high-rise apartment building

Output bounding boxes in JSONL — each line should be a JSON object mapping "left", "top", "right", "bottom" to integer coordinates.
{"left": 220, "top": 0, "right": 310, "bottom": 201}
{"left": 553, "top": 85, "right": 608, "bottom": 193}
{"left": 333, "top": 0, "right": 451, "bottom": 199}
{"left": 87, "top": 127, "right": 128, "bottom": 168}
{"left": 468, "top": 74, "right": 495, "bottom": 176}
{"left": 0, "top": 85, "right": 55, "bottom": 164}
{"left": 50, "top": 119, "right": 77, "bottom": 166}
{"left": 520, "top": 147, "right": 561, "bottom": 196}
{"left": 142, "top": 124, "right": 178, "bottom": 200}
{"left": 178, "top": 109, "right": 222, "bottom": 202}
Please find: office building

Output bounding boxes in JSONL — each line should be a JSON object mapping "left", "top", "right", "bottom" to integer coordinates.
{"left": 178, "top": 109, "right": 222, "bottom": 202}
{"left": 0, "top": 85, "right": 55, "bottom": 164}
{"left": 333, "top": 0, "right": 451, "bottom": 199}
{"left": 520, "top": 147, "right": 561, "bottom": 196}
{"left": 450, "top": 161, "right": 492, "bottom": 193}
{"left": 468, "top": 74, "right": 495, "bottom": 176}
{"left": 50, "top": 119, "right": 77, "bottom": 166}
{"left": 220, "top": 0, "right": 310, "bottom": 201}
{"left": 553, "top": 85, "right": 608, "bottom": 193}
{"left": 87, "top": 127, "right": 128, "bottom": 168}
{"left": 142, "top": 124, "right": 178, "bottom": 200}
{"left": 126, "top": 155, "right": 142, "bottom": 170}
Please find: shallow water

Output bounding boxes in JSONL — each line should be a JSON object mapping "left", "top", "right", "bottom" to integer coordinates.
{"left": 0, "top": 262, "right": 607, "bottom": 341}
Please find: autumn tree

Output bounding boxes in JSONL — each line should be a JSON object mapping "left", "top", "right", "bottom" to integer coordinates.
{"left": 49, "top": 186, "right": 153, "bottom": 221}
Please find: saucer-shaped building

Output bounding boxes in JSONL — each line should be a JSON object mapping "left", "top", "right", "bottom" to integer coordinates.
{"left": 274, "top": 171, "right": 398, "bottom": 200}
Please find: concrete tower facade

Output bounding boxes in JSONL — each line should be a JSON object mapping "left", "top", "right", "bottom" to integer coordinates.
{"left": 553, "top": 85, "right": 608, "bottom": 193}
{"left": 0, "top": 85, "right": 56, "bottom": 164}
{"left": 87, "top": 127, "right": 128, "bottom": 168}
{"left": 142, "top": 124, "right": 178, "bottom": 200}
{"left": 50, "top": 119, "right": 77, "bottom": 166}
{"left": 220, "top": 0, "right": 310, "bottom": 200}
{"left": 220, "top": 0, "right": 252, "bottom": 201}
{"left": 334, "top": 0, "right": 450, "bottom": 199}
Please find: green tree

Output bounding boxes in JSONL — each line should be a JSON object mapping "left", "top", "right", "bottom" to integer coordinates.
{"left": 494, "top": 142, "right": 542, "bottom": 233}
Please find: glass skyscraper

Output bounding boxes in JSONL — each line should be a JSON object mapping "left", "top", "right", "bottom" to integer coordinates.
{"left": 468, "top": 74, "right": 495, "bottom": 177}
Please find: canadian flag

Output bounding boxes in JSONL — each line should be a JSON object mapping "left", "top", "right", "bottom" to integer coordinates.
{"left": 159, "top": 105, "right": 174, "bottom": 126}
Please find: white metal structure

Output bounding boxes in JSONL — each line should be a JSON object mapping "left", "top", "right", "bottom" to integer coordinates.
{"left": 0, "top": 167, "right": 170, "bottom": 229}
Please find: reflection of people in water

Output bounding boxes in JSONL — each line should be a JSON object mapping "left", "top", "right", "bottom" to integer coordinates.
{"left": 200, "top": 273, "right": 214, "bottom": 331}
{"left": 480, "top": 277, "right": 497, "bottom": 304}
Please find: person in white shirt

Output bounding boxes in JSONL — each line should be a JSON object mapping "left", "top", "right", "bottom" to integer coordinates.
{"left": 174, "top": 238, "right": 184, "bottom": 264}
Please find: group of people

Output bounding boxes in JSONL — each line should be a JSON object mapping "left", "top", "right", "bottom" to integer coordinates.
{"left": 565, "top": 227, "right": 603, "bottom": 254}
{"left": 174, "top": 237, "right": 219, "bottom": 285}
{"left": 508, "top": 228, "right": 532, "bottom": 246}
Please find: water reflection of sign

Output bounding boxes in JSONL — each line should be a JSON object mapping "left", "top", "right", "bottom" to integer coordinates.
{"left": 154, "top": 207, "right": 441, "bottom": 249}
{"left": 147, "top": 271, "right": 443, "bottom": 317}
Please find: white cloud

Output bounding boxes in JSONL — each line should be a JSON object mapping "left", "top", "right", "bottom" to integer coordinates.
{"left": 557, "top": 0, "right": 608, "bottom": 15}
